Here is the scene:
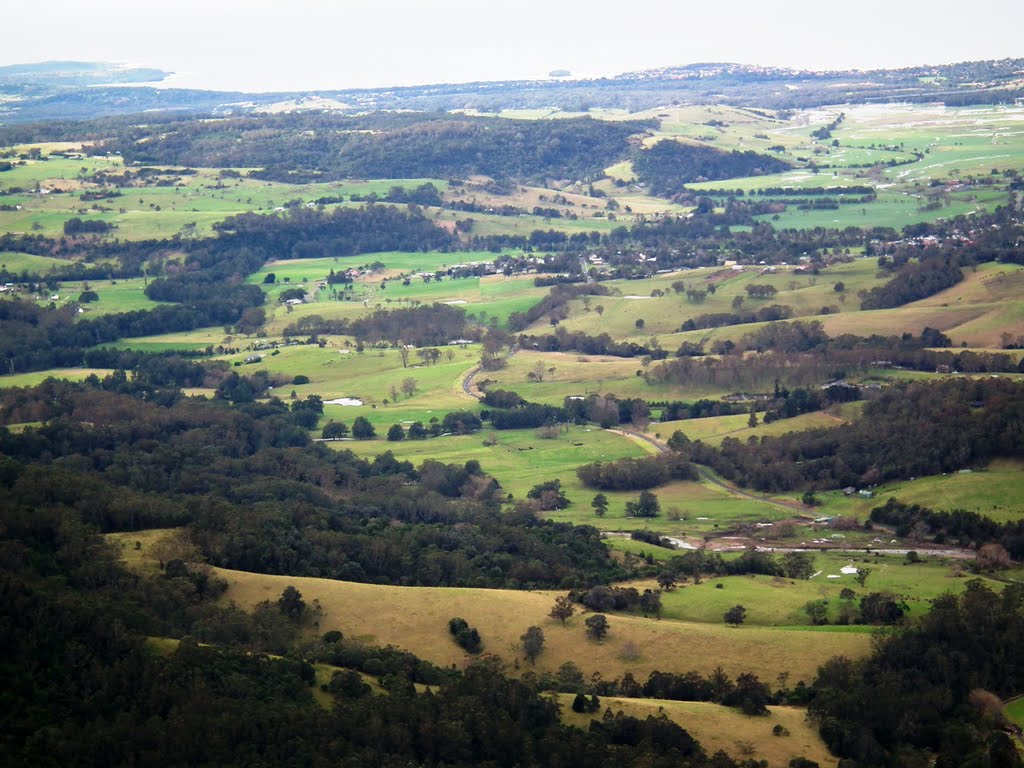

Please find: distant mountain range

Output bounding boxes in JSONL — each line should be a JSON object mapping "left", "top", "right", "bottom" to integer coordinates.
{"left": 1, "top": 58, "right": 1022, "bottom": 123}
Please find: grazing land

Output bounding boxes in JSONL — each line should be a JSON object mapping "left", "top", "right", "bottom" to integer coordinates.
{"left": 5, "top": 64, "right": 1024, "bottom": 768}
{"left": 558, "top": 696, "right": 837, "bottom": 768}
{"left": 212, "top": 565, "right": 871, "bottom": 684}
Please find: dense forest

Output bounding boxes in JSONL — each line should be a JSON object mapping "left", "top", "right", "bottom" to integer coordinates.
{"left": 673, "top": 377, "right": 1024, "bottom": 493}
{"left": 90, "top": 113, "right": 652, "bottom": 183}
{"left": 808, "top": 581, "right": 1024, "bottom": 767}
{"left": 0, "top": 378, "right": 622, "bottom": 589}
{"left": 632, "top": 140, "right": 791, "bottom": 197}
{"left": 0, "top": 479, "right": 793, "bottom": 768}
{"left": 1, "top": 368, "right": 1022, "bottom": 766}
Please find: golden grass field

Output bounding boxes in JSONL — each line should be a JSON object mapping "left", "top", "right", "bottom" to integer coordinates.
{"left": 213, "top": 567, "right": 871, "bottom": 685}
{"left": 558, "top": 694, "right": 836, "bottom": 767}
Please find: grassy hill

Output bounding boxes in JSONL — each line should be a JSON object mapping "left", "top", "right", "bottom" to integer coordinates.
{"left": 558, "top": 695, "right": 837, "bottom": 767}
{"left": 212, "top": 566, "right": 871, "bottom": 684}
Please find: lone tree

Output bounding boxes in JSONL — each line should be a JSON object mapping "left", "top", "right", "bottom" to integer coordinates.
{"left": 527, "top": 479, "right": 570, "bottom": 511}
{"left": 639, "top": 589, "right": 662, "bottom": 618}
{"left": 351, "top": 416, "right": 376, "bottom": 439}
{"left": 448, "top": 617, "right": 482, "bottom": 654}
{"left": 591, "top": 493, "right": 609, "bottom": 518}
{"left": 386, "top": 423, "right": 405, "bottom": 441}
{"left": 520, "top": 626, "right": 545, "bottom": 664}
{"left": 549, "top": 595, "right": 576, "bottom": 624}
{"left": 585, "top": 614, "right": 609, "bottom": 641}
{"left": 804, "top": 599, "right": 829, "bottom": 625}
{"left": 724, "top": 605, "right": 747, "bottom": 626}
{"left": 278, "top": 586, "right": 306, "bottom": 621}
{"left": 626, "top": 490, "right": 660, "bottom": 518}
{"left": 401, "top": 377, "right": 417, "bottom": 398}
{"left": 657, "top": 571, "right": 677, "bottom": 591}
{"left": 781, "top": 551, "right": 816, "bottom": 580}
{"left": 321, "top": 421, "right": 349, "bottom": 439}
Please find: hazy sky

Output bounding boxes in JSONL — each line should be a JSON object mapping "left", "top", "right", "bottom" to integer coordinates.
{"left": 5, "top": 0, "right": 1022, "bottom": 92}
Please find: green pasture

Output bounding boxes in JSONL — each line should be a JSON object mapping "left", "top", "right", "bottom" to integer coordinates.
{"left": 603, "top": 536, "right": 678, "bottom": 562}
{"left": 342, "top": 424, "right": 647, "bottom": 501}
{"left": 479, "top": 348, "right": 806, "bottom": 405}
{"left": 433, "top": 208, "right": 623, "bottom": 237}
{"left": 535, "top": 260, "right": 888, "bottom": 339}
{"left": 1007, "top": 696, "right": 1024, "bottom": 729}
{"left": 675, "top": 103, "right": 1024, "bottom": 230}
{"left": 246, "top": 250, "right": 499, "bottom": 286}
{"left": 812, "top": 459, "right": 1024, "bottom": 523}
{"left": 101, "top": 327, "right": 233, "bottom": 353}
{"left": 247, "top": 254, "right": 551, "bottom": 331}
{"left": 44, "top": 277, "right": 167, "bottom": 315}
{"left": 0, "top": 367, "right": 115, "bottom": 388}
{"left": 0, "top": 250, "right": 75, "bottom": 274}
{"left": 0, "top": 150, "right": 451, "bottom": 239}
{"left": 658, "top": 409, "right": 845, "bottom": 447}
{"left": 656, "top": 550, "right": 1009, "bottom": 626}
{"left": 217, "top": 342, "right": 479, "bottom": 413}
{"left": 344, "top": 418, "right": 800, "bottom": 535}
{"left": 479, "top": 350, "right": 667, "bottom": 404}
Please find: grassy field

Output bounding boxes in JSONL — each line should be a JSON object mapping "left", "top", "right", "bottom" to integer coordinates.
{"left": 0, "top": 250, "right": 75, "bottom": 274}
{"left": 518, "top": 260, "right": 888, "bottom": 340}
{"left": 655, "top": 550, "right": 1011, "bottom": 625}
{"left": 214, "top": 566, "right": 871, "bottom": 684}
{"left": 343, "top": 424, "right": 647, "bottom": 501}
{"left": 559, "top": 695, "right": 836, "bottom": 767}
{"left": 655, "top": 410, "right": 846, "bottom": 447}
{"left": 342, "top": 420, "right": 801, "bottom": 533}
{"left": 247, "top": 255, "right": 552, "bottom": 331}
{"left": 1007, "top": 696, "right": 1024, "bottom": 729}
{"left": 3, "top": 103, "right": 1020, "bottom": 245}
{"left": 0, "top": 151, "right": 458, "bottom": 239}
{"left": 811, "top": 459, "right": 1024, "bottom": 523}
{"left": 0, "top": 367, "right": 114, "bottom": 388}
{"left": 817, "top": 262, "right": 1024, "bottom": 347}
{"left": 41, "top": 276, "right": 168, "bottom": 315}
{"left": 668, "top": 103, "right": 1024, "bottom": 230}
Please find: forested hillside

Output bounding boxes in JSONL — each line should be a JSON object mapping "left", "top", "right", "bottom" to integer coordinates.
{"left": 95, "top": 113, "right": 651, "bottom": 183}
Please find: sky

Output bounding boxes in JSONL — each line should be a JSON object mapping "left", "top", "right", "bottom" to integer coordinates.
{"left": 4, "top": 0, "right": 1023, "bottom": 93}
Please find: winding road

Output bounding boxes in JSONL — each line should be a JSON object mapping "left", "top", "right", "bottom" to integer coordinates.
{"left": 460, "top": 346, "right": 517, "bottom": 401}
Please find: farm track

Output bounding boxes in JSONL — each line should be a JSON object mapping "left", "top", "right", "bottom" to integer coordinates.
{"left": 611, "top": 427, "right": 811, "bottom": 516}
{"left": 610, "top": 427, "right": 976, "bottom": 559}
{"left": 460, "top": 347, "right": 517, "bottom": 400}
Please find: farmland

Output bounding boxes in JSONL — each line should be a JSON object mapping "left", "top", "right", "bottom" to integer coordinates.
{"left": 4, "top": 76, "right": 1024, "bottom": 768}
{"left": 208, "top": 564, "right": 872, "bottom": 684}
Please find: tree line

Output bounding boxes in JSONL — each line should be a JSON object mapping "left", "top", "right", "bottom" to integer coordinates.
{"left": 671, "top": 377, "right": 1024, "bottom": 493}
